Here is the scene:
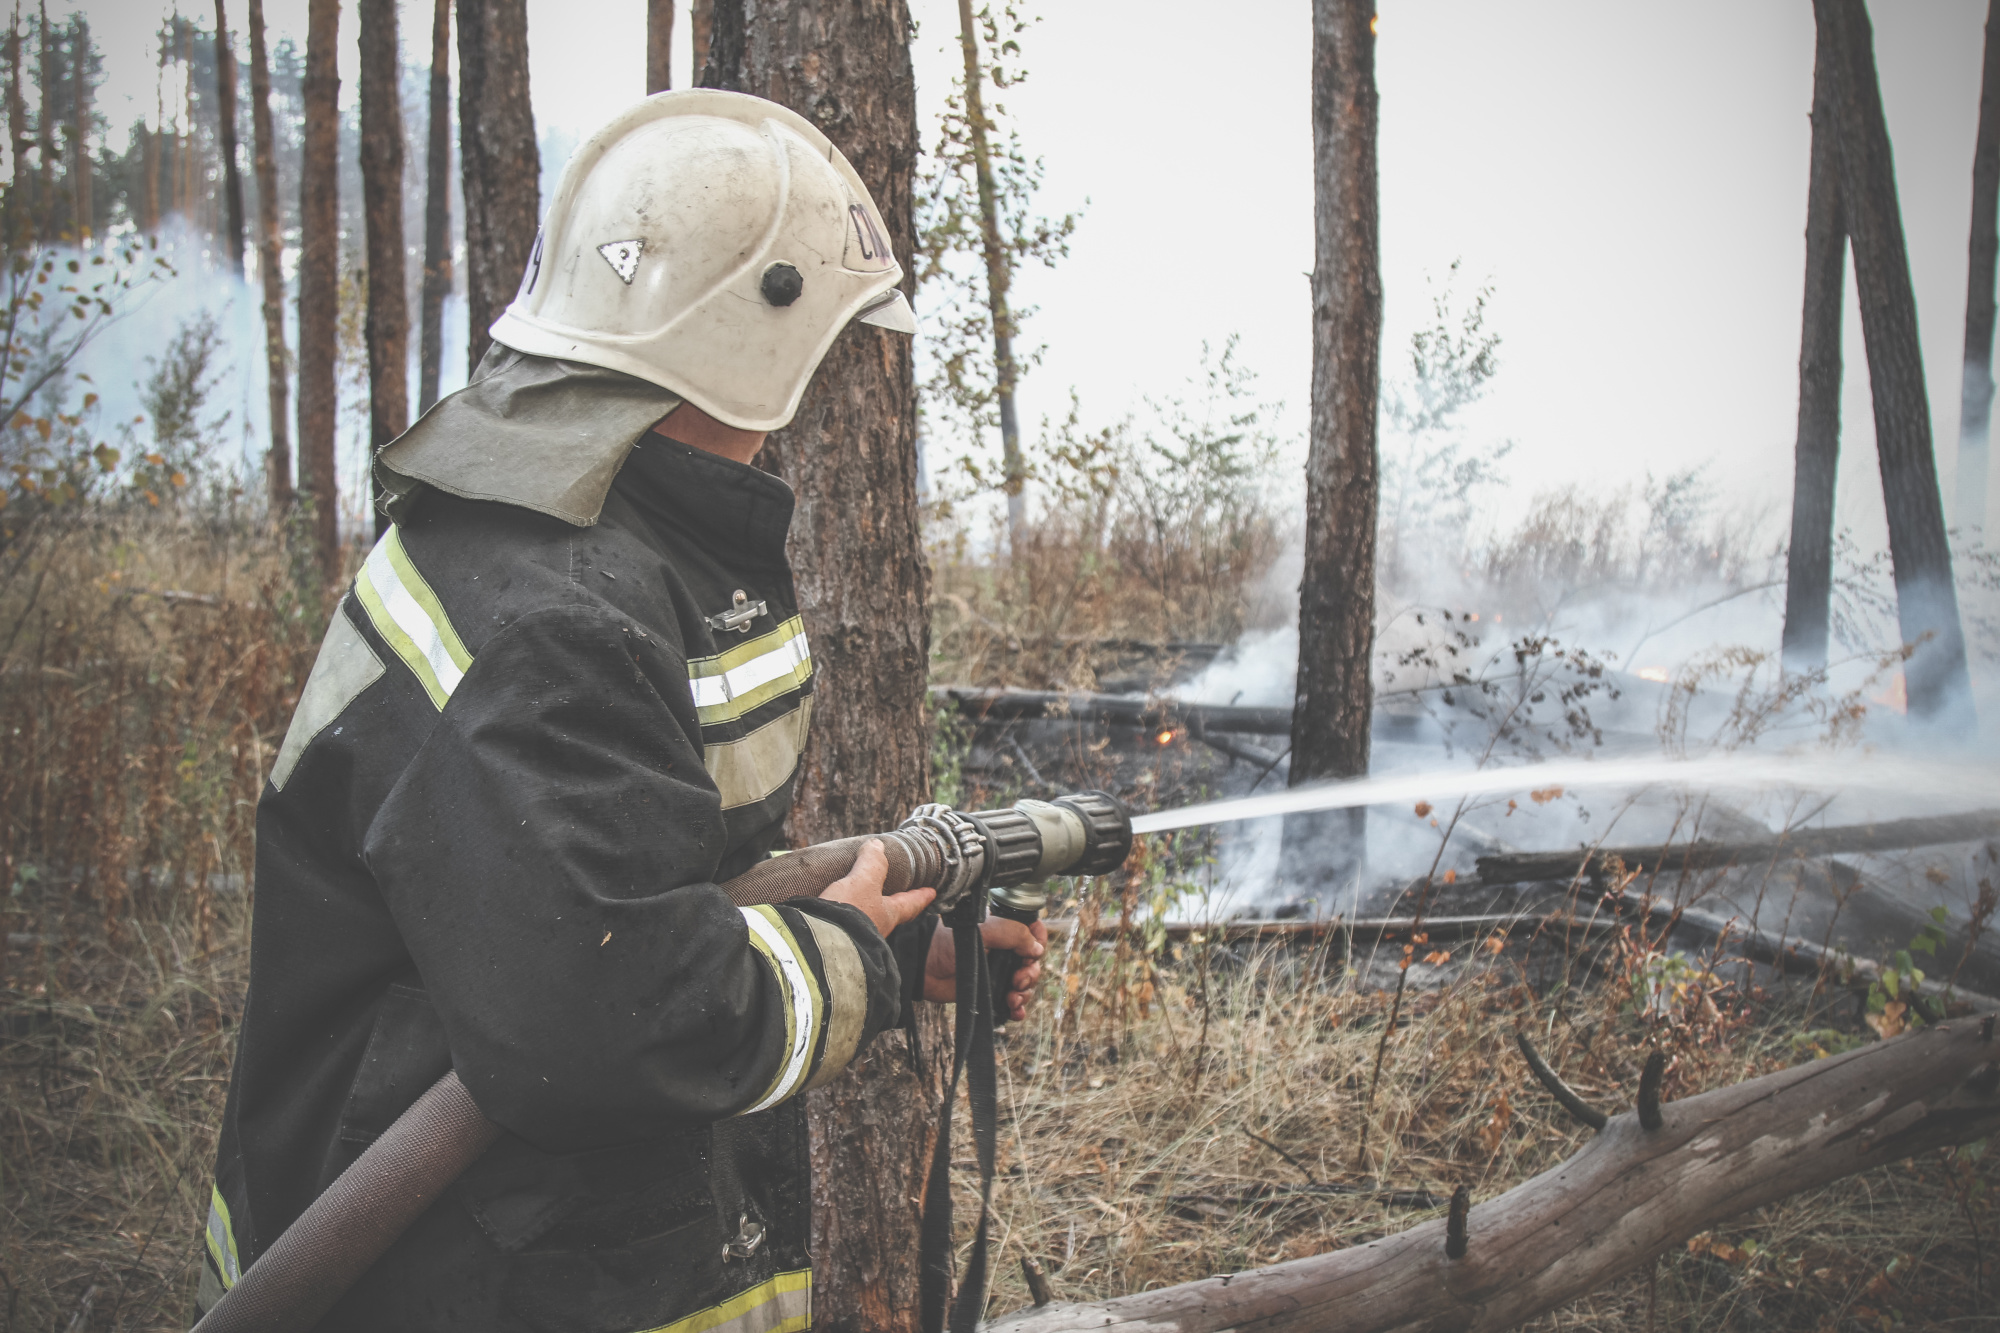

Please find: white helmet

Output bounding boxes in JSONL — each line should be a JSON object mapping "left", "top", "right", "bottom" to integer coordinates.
{"left": 489, "top": 89, "right": 917, "bottom": 433}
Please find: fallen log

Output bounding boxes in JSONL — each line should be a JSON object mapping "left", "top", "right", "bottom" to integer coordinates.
{"left": 934, "top": 686, "right": 1295, "bottom": 736}
{"left": 1476, "top": 809, "right": 2000, "bottom": 886}
{"left": 984, "top": 1018, "right": 2000, "bottom": 1331}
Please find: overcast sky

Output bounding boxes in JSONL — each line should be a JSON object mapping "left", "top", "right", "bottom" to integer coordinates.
{"left": 80, "top": 0, "right": 1989, "bottom": 552}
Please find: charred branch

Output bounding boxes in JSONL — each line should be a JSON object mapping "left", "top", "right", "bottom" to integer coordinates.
{"left": 1515, "top": 1031, "right": 1609, "bottom": 1131}
{"left": 1021, "top": 1256, "right": 1054, "bottom": 1308}
{"left": 1475, "top": 809, "right": 2000, "bottom": 887}
{"left": 935, "top": 686, "right": 1294, "bottom": 737}
{"left": 1637, "top": 1050, "right": 1667, "bottom": 1131}
{"left": 983, "top": 1021, "right": 2000, "bottom": 1332}
{"left": 1445, "top": 1185, "right": 1470, "bottom": 1260}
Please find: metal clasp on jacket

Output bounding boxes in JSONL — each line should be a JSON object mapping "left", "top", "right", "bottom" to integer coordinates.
{"left": 723, "top": 1213, "right": 766, "bottom": 1262}
{"left": 706, "top": 589, "right": 767, "bottom": 635}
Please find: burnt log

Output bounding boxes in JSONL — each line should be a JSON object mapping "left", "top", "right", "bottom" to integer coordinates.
{"left": 1475, "top": 809, "right": 2000, "bottom": 886}
{"left": 984, "top": 1019, "right": 2000, "bottom": 1332}
{"left": 935, "top": 686, "right": 1294, "bottom": 736}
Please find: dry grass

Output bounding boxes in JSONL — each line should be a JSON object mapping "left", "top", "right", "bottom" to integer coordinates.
{"left": 2, "top": 500, "right": 1984, "bottom": 1333}
{"left": 0, "top": 508, "right": 330, "bottom": 1331}
{"left": 969, "top": 881, "right": 1995, "bottom": 1330}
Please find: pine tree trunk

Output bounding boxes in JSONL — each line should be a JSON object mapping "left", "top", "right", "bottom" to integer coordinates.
{"left": 1958, "top": 0, "right": 2000, "bottom": 535}
{"left": 456, "top": 0, "right": 536, "bottom": 371}
{"left": 297, "top": 0, "right": 341, "bottom": 578}
{"left": 1283, "top": 0, "right": 1381, "bottom": 897}
{"left": 359, "top": 0, "right": 408, "bottom": 540}
{"left": 1818, "top": 0, "right": 1976, "bottom": 728}
{"left": 4, "top": 19, "right": 27, "bottom": 243}
{"left": 703, "top": 6, "right": 943, "bottom": 1329}
{"left": 647, "top": 0, "right": 673, "bottom": 94}
{"left": 247, "top": 0, "right": 291, "bottom": 513}
{"left": 36, "top": 4, "right": 55, "bottom": 241}
{"left": 212, "top": 0, "right": 246, "bottom": 272}
{"left": 66, "top": 18, "right": 87, "bottom": 244}
{"left": 953, "top": 0, "right": 1026, "bottom": 559}
{"left": 1780, "top": 16, "right": 1847, "bottom": 673}
{"left": 418, "top": 0, "right": 453, "bottom": 414}
{"left": 691, "top": 1, "right": 712, "bottom": 87}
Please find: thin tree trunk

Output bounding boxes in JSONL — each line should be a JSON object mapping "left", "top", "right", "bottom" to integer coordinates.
{"left": 418, "top": 0, "right": 452, "bottom": 414}
{"left": 1958, "top": 0, "right": 2000, "bottom": 535}
{"left": 36, "top": 3, "right": 54, "bottom": 240}
{"left": 146, "top": 42, "right": 161, "bottom": 232}
{"left": 178, "top": 25, "right": 193, "bottom": 219}
{"left": 704, "top": 7, "right": 942, "bottom": 1330}
{"left": 359, "top": 0, "right": 408, "bottom": 540}
{"left": 1283, "top": 0, "right": 1381, "bottom": 898}
{"left": 247, "top": 0, "right": 291, "bottom": 513}
{"left": 954, "top": 0, "right": 1026, "bottom": 557}
{"left": 5, "top": 16, "right": 27, "bottom": 243}
{"left": 456, "top": 0, "right": 536, "bottom": 371}
{"left": 1818, "top": 0, "right": 1976, "bottom": 728}
{"left": 646, "top": 0, "right": 673, "bottom": 94}
{"left": 297, "top": 0, "right": 341, "bottom": 578}
{"left": 212, "top": 0, "right": 246, "bottom": 273}
{"left": 691, "top": 1, "right": 712, "bottom": 87}
{"left": 1781, "top": 17, "right": 1847, "bottom": 673}
{"left": 66, "top": 16, "right": 86, "bottom": 244}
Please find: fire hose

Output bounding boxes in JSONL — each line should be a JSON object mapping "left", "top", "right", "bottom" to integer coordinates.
{"left": 190, "top": 791, "right": 1131, "bottom": 1333}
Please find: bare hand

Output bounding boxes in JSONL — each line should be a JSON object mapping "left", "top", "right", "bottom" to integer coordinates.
{"left": 820, "top": 839, "right": 935, "bottom": 938}
{"left": 925, "top": 916, "right": 1050, "bottom": 1021}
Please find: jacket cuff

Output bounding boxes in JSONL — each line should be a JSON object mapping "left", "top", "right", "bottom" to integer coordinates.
{"left": 784, "top": 899, "right": 903, "bottom": 1090}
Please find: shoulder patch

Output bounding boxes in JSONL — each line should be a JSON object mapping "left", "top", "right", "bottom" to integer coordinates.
{"left": 272, "top": 604, "right": 385, "bottom": 791}
{"left": 353, "top": 526, "right": 474, "bottom": 710}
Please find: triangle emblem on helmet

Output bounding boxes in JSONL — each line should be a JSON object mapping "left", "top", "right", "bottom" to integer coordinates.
{"left": 597, "top": 239, "right": 646, "bottom": 284}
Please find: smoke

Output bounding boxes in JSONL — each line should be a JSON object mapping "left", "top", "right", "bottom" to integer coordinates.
{"left": 62, "top": 222, "right": 471, "bottom": 524}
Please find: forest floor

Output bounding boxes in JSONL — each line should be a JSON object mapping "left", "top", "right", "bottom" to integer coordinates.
{"left": 974, "top": 915, "right": 1994, "bottom": 1330}
{"left": 3, "top": 884, "right": 1990, "bottom": 1332}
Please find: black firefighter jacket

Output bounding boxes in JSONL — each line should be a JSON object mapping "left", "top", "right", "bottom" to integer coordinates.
{"left": 196, "top": 416, "right": 923, "bottom": 1333}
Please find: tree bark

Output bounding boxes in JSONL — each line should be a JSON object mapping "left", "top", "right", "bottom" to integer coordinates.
{"left": 954, "top": 0, "right": 1026, "bottom": 557}
{"left": 1781, "top": 17, "right": 1847, "bottom": 673}
{"left": 456, "top": 0, "right": 536, "bottom": 371}
{"left": 66, "top": 16, "right": 88, "bottom": 244}
{"left": 246, "top": 0, "right": 292, "bottom": 513}
{"left": 1958, "top": 0, "right": 2000, "bottom": 535}
{"left": 4, "top": 16, "right": 27, "bottom": 243}
{"left": 212, "top": 0, "right": 246, "bottom": 272}
{"left": 984, "top": 1019, "right": 2000, "bottom": 1332}
{"left": 1818, "top": 0, "right": 1975, "bottom": 729}
{"left": 1283, "top": 0, "right": 1381, "bottom": 898}
{"left": 36, "top": 3, "right": 56, "bottom": 241}
{"left": 646, "top": 0, "right": 673, "bottom": 93}
{"left": 691, "top": 1, "right": 712, "bottom": 88}
{"left": 359, "top": 0, "right": 408, "bottom": 540}
{"left": 297, "top": 0, "right": 341, "bottom": 577}
{"left": 418, "top": 0, "right": 453, "bottom": 414}
{"left": 704, "top": 7, "right": 943, "bottom": 1329}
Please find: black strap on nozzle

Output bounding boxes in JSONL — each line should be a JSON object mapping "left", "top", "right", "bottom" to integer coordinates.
{"left": 919, "top": 897, "right": 1000, "bottom": 1333}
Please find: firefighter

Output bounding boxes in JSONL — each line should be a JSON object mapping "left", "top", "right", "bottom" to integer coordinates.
{"left": 196, "top": 89, "right": 1046, "bottom": 1331}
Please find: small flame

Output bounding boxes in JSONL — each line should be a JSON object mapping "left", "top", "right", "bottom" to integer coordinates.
{"left": 1370, "top": 13, "right": 1380, "bottom": 34}
{"left": 1635, "top": 666, "right": 1670, "bottom": 683}
{"left": 1156, "top": 729, "right": 1176, "bottom": 746}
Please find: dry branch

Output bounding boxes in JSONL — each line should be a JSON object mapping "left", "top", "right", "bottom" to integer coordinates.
{"left": 983, "top": 1019, "right": 2000, "bottom": 1332}
{"left": 1475, "top": 809, "right": 2000, "bottom": 886}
